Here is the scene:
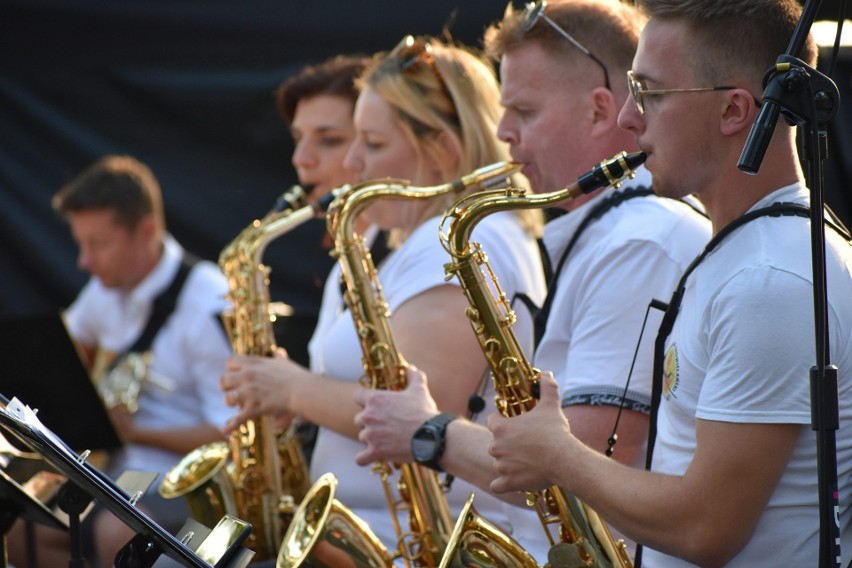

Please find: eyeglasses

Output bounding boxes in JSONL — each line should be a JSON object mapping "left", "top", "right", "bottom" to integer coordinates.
{"left": 521, "top": 0, "right": 611, "bottom": 90}
{"left": 626, "top": 70, "right": 738, "bottom": 115}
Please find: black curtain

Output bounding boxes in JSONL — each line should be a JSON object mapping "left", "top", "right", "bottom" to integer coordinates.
{"left": 0, "top": 0, "right": 508, "bottom": 364}
{"left": 0, "top": 1, "right": 849, "bottom": 363}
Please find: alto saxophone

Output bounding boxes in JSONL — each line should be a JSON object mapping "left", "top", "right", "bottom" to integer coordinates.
{"left": 160, "top": 186, "right": 330, "bottom": 560}
{"left": 277, "top": 162, "right": 520, "bottom": 568}
{"left": 439, "top": 152, "right": 646, "bottom": 568}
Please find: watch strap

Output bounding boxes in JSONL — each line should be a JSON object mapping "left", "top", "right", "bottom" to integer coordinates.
{"left": 413, "top": 412, "right": 456, "bottom": 472}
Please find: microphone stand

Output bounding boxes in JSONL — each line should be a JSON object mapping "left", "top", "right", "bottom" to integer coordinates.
{"left": 738, "top": 1, "right": 842, "bottom": 566}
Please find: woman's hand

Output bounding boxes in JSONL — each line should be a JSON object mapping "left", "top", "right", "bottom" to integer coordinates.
{"left": 220, "top": 348, "right": 304, "bottom": 434}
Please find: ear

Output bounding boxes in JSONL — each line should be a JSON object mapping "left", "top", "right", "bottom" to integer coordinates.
{"left": 134, "top": 214, "right": 158, "bottom": 243}
{"left": 719, "top": 89, "right": 757, "bottom": 136}
{"left": 589, "top": 87, "right": 619, "bottom": 138}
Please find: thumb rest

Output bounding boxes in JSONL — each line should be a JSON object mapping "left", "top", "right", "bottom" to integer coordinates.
{"left": 439, "top": 152, "right": 647, "bottom": 567}
{"left": 160, "top": 185, "right": 336, "bottom": 560}
{"left": 277, "top": 162, "right": 521, "bottom": 568}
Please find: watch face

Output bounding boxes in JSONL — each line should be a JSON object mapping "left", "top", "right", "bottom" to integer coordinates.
{"left": 412, "top": 429, "right": 439, "bottom": 462}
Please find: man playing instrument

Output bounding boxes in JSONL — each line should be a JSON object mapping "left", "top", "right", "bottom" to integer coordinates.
{"left": 487, "top": 0, "right": 852, "bottom": 565}
{"left": 353, "top": 0, "right": 710, "bottom": 555}
{"left": 9, "top": 155, "right": 234, "bottom": 568}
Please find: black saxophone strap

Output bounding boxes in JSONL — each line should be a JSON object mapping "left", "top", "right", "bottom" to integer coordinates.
{"left": 126, "top": 251, "right": 200, "bottom": 354}
{"left": 514, "top": 186, "right": 655, "bottom": 348}
{"left": 633, "top": 202, "right": 817, "bottom": 567}
{"left": 644, "top": 201, "right": 852, "bottom": 471}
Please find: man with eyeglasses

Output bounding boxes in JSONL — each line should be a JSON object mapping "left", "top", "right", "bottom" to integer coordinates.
{"left": 354, "top": 0, "right": 710, "bottom": 561}
{"left": 487, "top": 0, "right": 852, "bottom": 566}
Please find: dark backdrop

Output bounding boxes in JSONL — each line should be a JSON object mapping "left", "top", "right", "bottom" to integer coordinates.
{"left": 0, "top": 0, "right": 513, "bottom": 364}
{"left": 0, "top": 1, "right": 849, "bottom": 364}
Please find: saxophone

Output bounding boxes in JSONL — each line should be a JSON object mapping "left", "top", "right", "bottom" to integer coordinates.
{"left": 159, "top": 185, "right": 329, "bottom": 560}
{"left": 277, "top": 162, "right": 520, "bottom": 568}
{"left": 439, "top": 152, "right": 646, "bottom": 568}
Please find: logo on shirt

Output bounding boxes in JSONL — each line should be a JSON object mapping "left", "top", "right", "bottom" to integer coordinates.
{"left": 662, "top": 343, "right": 679, "bottom": 399}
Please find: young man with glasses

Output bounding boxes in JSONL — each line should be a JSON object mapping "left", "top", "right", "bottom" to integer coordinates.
{"left": 354, "top": 0, "right": 710, "bottom": 560}
{"left": 488, "top": 0, "right": 852, "bottom": 566}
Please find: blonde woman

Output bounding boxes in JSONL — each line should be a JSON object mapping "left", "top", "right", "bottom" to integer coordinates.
{"left": 221, "top": 36, "right": 546, "bottom": 554}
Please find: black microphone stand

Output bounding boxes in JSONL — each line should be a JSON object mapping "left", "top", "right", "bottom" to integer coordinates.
{"left": 738, "top": 1, "right": 842, "bottom": 566}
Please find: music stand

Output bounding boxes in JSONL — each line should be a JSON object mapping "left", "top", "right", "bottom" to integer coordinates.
{"left": 0, "top": 397, "right": 254, "bottom": 568}
{"left": 0, "top": 312, "right": 121, "bottom": 453}
{"left": 0, "top": 468, "right": 66, "bottom": 568}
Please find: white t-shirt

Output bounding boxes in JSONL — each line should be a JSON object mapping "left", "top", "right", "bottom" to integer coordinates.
{"left": 308, "top": 211, "right": 549, "bottom": 561}
{"left": 64, "top": 234, "right": 234, "bottom": 476}
{"left": 643, "top": 184, "right": 852, "bottom": 567}
{"left": 536, "top": 168, "right": 711, "bottom": 444}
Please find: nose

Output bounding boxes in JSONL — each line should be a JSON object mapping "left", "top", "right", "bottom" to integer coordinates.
{"left": 617, "top": 96, "right": 643, "bottom": 134}
{"left": 291, "top": 139, "right": 316, "bottom": 170}
{"left": 77, "top": 246, "right": 92, "bottom": 273}
{"left": 496, "top": 112, "right": 518, "bottom": 146}
{"left": 342, "top": 140, "right": 363, "bottom": 174}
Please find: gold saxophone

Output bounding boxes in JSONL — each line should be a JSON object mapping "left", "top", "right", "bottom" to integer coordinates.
{"left": 277, "top": 162, "right": 520, "bottom": 568}
{"left": 159, "top": 185, "right": 329, "bottom": 560}
{"left": 439, "top": 152, "right": 647, "bottom": 568}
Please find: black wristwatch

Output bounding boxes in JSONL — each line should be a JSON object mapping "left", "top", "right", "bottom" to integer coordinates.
{"left": 411, "top": 412, "right": 456, "bottom": 472}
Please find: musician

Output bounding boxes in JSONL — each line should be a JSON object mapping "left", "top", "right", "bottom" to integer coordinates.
{"left": 9, "top": 155, "right": 234, "bottom": 568}
{"left": 272, "top": 54, "right": 369, "bottom": 462}
{"left": 220, "top": 37, "right": 548, "bottom": 558}
{"left": 353, "top": 0, "right": 710, "bottom": 555}
{"left": 488, "top": 0, "right": 852, "bottom": 565}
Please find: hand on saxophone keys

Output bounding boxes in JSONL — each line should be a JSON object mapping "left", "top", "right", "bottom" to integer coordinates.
{"left": 353, "top": 365, "right": 439, "bottom": 466}
{"left": 219, "top": 347, "right": 303, "bottom": 434}
{"left": 487, "top": 371, "right": 572, "bottom": 495}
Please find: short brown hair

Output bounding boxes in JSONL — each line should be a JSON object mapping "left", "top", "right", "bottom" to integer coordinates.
{"left": 637, "top": 0, "right": 817, "bottom": 87}
{"left": 53, "top": 155, "right": 164, "bottom": 232}
{"left": 275, "top": 55, "right": 369, "bottom": 125}
{"left": 484, "top": 0, "right": 645, "bottom": 79}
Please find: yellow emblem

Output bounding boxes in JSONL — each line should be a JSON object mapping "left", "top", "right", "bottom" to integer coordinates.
{"left": 662, "top": 344, "right": 678, "bottom": 399}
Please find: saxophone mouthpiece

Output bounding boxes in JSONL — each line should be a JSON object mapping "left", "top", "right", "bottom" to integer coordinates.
{"left": 576, "top": 151, "right": 647, "bottom": 193}
{"left": 273, "top": 185, "right": 308, "bottom": 213}
{"left": 452, "top": 161, "right": 522, "bottom": 193}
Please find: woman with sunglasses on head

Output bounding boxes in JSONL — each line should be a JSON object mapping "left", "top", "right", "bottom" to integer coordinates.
{"left": 221, "top": 36, "right": 547, "bottom": 557}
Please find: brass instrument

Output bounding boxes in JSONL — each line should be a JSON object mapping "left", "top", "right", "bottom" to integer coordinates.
{"left": 96, "top": 351, "right": 175, "bottom": 414}
{"left": 277, "top": 162, "right": 520, "bottom": 568}
{"left": 439, "top": 152, "right": 647, "bottom": 568}
{"left": 160, "top": 185, "right": 327, "bottom": 560}
{"left": 278, "top": 473, "right": 395, "bottom": 568}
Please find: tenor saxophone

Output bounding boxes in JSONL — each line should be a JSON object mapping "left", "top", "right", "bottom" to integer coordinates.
{"left": 276, "top": 162, "right": 520, "bottom": 568}
{"left": 439, "top": 152, "right": 646, "bottom": 568}
{"left": 159, "top": 186, "right": 331, "bottom": 560}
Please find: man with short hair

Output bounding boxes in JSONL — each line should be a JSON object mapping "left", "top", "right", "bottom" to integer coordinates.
{"left": 354, "top": 0, "right": 710, "bottom": 561}
{"left": 487, "top": 0, "right": 852, "bottom": 565}
{"left": 9, "top": 155, "right": 234, "bottom": 568}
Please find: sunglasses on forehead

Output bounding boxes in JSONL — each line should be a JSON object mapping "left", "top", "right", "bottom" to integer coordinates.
{"left": 390, "top": 35, "right": 444, "bottom": 82}
{"left": 521, "top": 0, "right": 611, "bottom": 90}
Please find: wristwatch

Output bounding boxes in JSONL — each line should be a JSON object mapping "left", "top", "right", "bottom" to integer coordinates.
{"left": 411, "top": 412, "right": 456, "bottom": 472}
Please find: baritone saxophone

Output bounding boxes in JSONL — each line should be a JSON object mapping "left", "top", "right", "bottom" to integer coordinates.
{"left": 277, "top": 162, "right": 521, "bottom": 568}
{"left": 439, "top": 151, "right": 647, "bottom": 568}
{"left": 160, "top": 185, "right": 336, "bottom": 560}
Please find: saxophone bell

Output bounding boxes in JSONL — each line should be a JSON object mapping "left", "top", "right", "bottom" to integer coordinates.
{"left": 276, "top": 473, "right": 394, "bottom": 568}
{"left": 439, "top": 493, "right": 539, "bottom": 568}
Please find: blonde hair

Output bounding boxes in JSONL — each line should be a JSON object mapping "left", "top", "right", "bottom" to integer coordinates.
{"left": 359, "top": 37, "right": 542, "bottom": 245}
